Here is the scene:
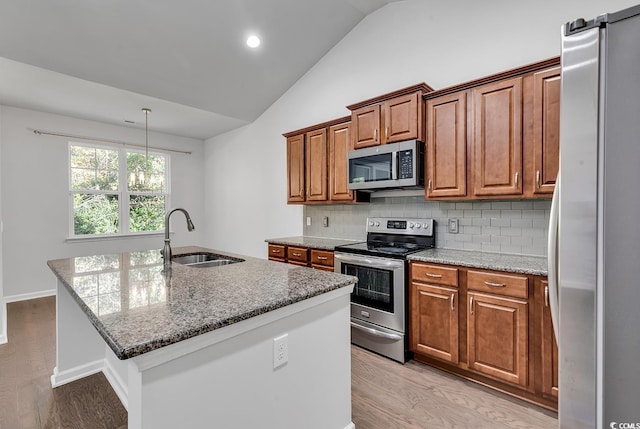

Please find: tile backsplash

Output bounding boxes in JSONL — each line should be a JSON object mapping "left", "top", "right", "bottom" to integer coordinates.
{"left": 303, "top": 196, "right": 551, "bottom": 257}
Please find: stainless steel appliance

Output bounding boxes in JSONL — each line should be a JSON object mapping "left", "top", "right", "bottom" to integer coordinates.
{"left": 549, "top": 5, "right": 640, "bottom": 427}
{"left": 335, "top": 217, "right": 435, "bottom": 362}
{"left": 347, "top": 140, "right": 424, "bottom": 191}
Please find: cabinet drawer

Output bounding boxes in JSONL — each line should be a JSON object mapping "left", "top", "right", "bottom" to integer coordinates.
{"left": 411, "top": 263, "right": 458, "bottom": 287}
{"left": 311, "top": 250, "right": 334, "bottom": 267}
{"left": 287, "top": 246, "right": 309, "bottom": 264}
{"left": 268, "top": 244, "right": 286, "bottom": 261}
{"left": 467, "top": 270, "right": 528, "bottom": 299}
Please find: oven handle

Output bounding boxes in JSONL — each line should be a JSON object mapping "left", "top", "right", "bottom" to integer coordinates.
{"left": 350, "top": 322, "right": 402, "bottom": 341}
{"left": 334, "top": 252, "right": 405, "bottom": 270}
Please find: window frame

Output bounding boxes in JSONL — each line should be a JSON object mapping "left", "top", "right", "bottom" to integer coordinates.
{"left": 68, "top": 141, "right": 171, "bottom": 239}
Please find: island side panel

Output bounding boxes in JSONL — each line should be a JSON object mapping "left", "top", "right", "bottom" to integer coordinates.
{"left": 132, "top": 293, "right": 353, "bottom": 429}
{"left": 51, "top": 280, "right": 108, "bottom": 387}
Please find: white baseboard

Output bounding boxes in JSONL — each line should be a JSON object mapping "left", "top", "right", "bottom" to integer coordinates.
{"left": 103, "top": 357, "right": 129, "bottom": 411}
{"left": 5, "top": 289, "right": 56, "bottom": 303}
{"left": 50, "top": 360, "right": 104, "bottom": 388}
{"left": 0, "top": 299, "right": 6, "bottom": 344}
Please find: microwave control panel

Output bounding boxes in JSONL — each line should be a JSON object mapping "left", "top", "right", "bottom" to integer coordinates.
{"left": 398, "top": 150, "right": 413, "bottom": 179}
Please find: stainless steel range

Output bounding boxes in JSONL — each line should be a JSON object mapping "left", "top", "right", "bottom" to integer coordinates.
{"left": 334, "top": 217, "right": 435, "bottom": 362}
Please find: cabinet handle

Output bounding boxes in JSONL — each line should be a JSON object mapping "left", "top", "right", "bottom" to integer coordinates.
{"left": 292, "top": 252, "right": 302, "bottom": 257}
{"left": 514, "top": 171, "right": 519, "bottom": 188}
{"left": 544, "top": 285, "right": 549, "bottom": 307}
{"left": 536, "top": 170, "right": 541, "bottom": 189}
{"left": 470, "top": 296, "right": 474, "bottom": 315}
{"left": 271, "top": 249, "right": 281, "bottom": 254}
{"left": 374, "top": 129, "right": 378, "bottom": 141}
{"left": 428, "top": 179, "right": 432, "bottom": 192}
{"left": 484, "top": 281, "right": 506, "bottom": 288}
{"left": 451, "top": 293, "right": 455, "bottom": 311}
{"left": 385, "top": 127, "right": 389, "bottom": 139}
{"left": 317, "top": 256, "right": 328, "bottom": 260}
{"left": 425, "top": 272, "right": 443, "bottom": 278}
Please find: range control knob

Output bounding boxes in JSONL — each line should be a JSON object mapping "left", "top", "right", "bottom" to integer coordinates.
{"left": 415, "top": 223, "right": 421, "bottom": 229}
{"left": 409, "top": 222, "right": 415, "bottom": 228}
{"left": 422, "top": 223, "right": 430, "bottom": 230}
{"left": 374, "top": 221, "right": 380, "bottom": 227}
{"left": 368, "top": 221, "right": 374, "bottom": 227}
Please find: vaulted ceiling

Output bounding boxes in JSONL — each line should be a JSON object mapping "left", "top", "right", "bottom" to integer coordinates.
{"left": 0, "top": 0, "right": 400, "bottom": 139}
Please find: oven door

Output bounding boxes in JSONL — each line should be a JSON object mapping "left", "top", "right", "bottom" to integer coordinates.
{"left": 334, "top": 252, "right": 405, "bottom": 332}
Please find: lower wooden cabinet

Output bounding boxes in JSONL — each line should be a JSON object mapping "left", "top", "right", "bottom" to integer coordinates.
{"left": 268, "top": 244, "right": 286, "bottom": 262}
{"left": 409, "top": 261, "right": 557, "bottom": 411}
{"left": 311, "top": 249, "right": 334, "bottom": 272}
{"left": 541, "top": 280, "right": 559, "bottom": 399}
{"left": 468, "top": 291, "right": 528, "bottom": 387}
{"left": 267, "top": 245, "right": 335, "bottom": 272}
{"left": 411, "top": 283, "right": 459, "bottom": 364}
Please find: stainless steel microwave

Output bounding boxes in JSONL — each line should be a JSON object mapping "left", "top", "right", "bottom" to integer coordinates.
{"left": 347, "top": 140, "right": 424, "bottom": 191}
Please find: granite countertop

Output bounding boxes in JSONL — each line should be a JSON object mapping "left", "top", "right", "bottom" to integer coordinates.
{"left": 265, "top": 236, "right": 362, "bottom": 250}
{"left": 47, "top": 246, "right": 356, "bottom": 360}
{"left": 408, "top": 248, "right": 548, "bottom": 276}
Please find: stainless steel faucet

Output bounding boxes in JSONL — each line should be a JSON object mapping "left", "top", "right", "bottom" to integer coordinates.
{"left": 162, "top": 208, "right": 195, "bottom": 270}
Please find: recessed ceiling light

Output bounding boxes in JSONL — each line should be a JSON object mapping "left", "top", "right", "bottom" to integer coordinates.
{"left": 246, "top": 35, "right": 261, "bottom": 48}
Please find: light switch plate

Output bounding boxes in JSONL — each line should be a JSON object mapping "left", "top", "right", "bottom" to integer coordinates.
{"left": 273, "top": 334, "right": 288, "bottom": 369}
{"left": 448, "top": 218, "right": 459, "bottom": 234}
{"left": 306, "top": 216, "right": 311, "bottom": 226}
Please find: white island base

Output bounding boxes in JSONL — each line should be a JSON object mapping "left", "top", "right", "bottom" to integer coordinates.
{"left": 51, "top": 281, "right": 355, "bottom": 429}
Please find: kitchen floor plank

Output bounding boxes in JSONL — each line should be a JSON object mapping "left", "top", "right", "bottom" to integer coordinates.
{"left": 351, "top": 345, "right": 558, "bottom": 428}
{"left": 1, "top": 297, "right": 557, "bottom": 429}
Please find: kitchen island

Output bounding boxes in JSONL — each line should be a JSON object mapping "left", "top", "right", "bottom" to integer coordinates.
{"left": 47, "top": 246, "right": 357, "bottom": 429}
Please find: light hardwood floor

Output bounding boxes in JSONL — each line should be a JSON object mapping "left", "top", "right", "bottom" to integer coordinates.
{"left": 0, "top": 297, "right": 557, "bottom": 428}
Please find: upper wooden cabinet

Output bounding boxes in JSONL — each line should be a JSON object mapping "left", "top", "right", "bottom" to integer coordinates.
{"left": 423, "top": 58, "right": 560, "bottom": 201}
{"left": 426, "top": 92, "right": 467, "bottom": 198}
{"left": 348, "top": 84, "right": 432, "bottom": 149}
{"left": 328, "top": 122, "right": 354, "bottom": 202}
{"left": 286, "top": 134, "right": 305, "bottom": 203}
{"left": 472, "top": 77, "right": 523, "bottom": 197}
{"left": 284, "top": 117, "right": 368, "bottom": 205}
{"left": 530, "top": 67, "right": 560, "bottom": 195}
{"left": 305, "top": 128, "right": 328, "bottom": 201}
{"left": 351, "top": 104, "right": 381, "bottom": 149}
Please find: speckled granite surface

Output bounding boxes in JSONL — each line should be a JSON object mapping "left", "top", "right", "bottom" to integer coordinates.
{"left": 265, "top": 236, "right": 362, "bottom": 250}
{"left": 47, "top": 246, "right": 356, "bottom": 360}
{"left": 408, "top": 248, "right": 548, "bottom": 276}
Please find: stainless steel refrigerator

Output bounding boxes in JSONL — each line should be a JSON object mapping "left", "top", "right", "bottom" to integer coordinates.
{"left": 549, "top": 4, "right": 640, "bottom": 428}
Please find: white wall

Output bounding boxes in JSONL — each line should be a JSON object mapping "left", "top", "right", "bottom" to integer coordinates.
{"left": 203, "top": 0, "right": 638, "bottom": 258}
{"left": 0, "top": 106, "right": 205, "bottom": 300}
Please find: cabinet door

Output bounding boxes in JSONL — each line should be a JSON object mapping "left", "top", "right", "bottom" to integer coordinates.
{"left": 383, "top": 93, "right": 420, "bottom": 144}
{"left": 305, "top": 128, "right": 328, "bottom": 201}
{"left": 411, "top": 283, "right": 459, "bottom": 364}
{"left": 468, "top": 291, "right": 528, "bottom": 387}
{"left": 286, "top": 134, "right": 305, "bottom": 203}
{"left": 541, "top": 280, "right": 559, "bottom": 398}
{"left": 532, "top": 67, "right": 560, "bottom": 195}
{"left": 328, "top": 122, "right": 354, "bottom": 202}
{"left": 426, "top": 92, "right": 467, "bottom": 198}
{"left": 352, "top": 104, "right": 381, "bottom": 149}
{"left": 472, "top": 77, "right": 523, "bottom": 196}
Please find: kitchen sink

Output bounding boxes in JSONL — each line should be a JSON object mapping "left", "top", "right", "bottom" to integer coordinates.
{"left": 172, "top": 252, "right": 244, "bottom": 268}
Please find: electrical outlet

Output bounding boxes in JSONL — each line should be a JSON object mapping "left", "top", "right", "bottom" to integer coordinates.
{"left": 273, "top": 334, "right": 288, "bottom": 369}
{"left": 322, "top": 216, "right": 329, "bottom": 227}
{"left": 448, "top": 218, "right": 459, "bottom": 234}
{"left": 306, "top": 216, "right": 311, "bottom": 226}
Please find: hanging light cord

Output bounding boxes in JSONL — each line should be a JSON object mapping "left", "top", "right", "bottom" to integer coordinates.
{"left": 143, "top": 108, "right": 151, "bottom": 160}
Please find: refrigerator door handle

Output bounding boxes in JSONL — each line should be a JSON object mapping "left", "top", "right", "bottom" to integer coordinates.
{"left": 547, "top": 174, "right": 560, "bottom": 341}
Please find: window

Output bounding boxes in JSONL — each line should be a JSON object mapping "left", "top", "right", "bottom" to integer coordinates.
{"left": 69, "top": 143, "right": 170, "bottom": 237}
